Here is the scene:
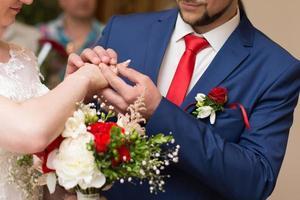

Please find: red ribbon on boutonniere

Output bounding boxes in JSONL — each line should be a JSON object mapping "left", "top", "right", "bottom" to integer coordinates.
{"left": 228, "top": 103, "right": 250, "bottom": 129}
{"left": 185, "top": 87, "right": 250, "bottom": 129}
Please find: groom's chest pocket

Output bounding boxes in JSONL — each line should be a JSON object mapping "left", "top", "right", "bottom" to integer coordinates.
{"left": 209, "top": 108, "right": 247, "bottom": 142}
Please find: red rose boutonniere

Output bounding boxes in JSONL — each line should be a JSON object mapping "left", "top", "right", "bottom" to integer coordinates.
{"left": 187, "top": 87, "right": 250, "bottom": 128}
{"left": 208, "top": 87, "right": 228, "bottom": 104}
{"left": 192, "top": 87, "right": 228, "bottom": 124}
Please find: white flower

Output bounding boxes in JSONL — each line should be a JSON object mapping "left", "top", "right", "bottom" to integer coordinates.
{"left": 210, "top": 110, "right": 216, "bottom": 124}
{"left": 80, "top": 104, "right": 97, "bottom": 117}
{"left": 46, "top": 149, "right": 58, "bottom": 170}
{"left": 195, "top": 93, "right": 206, "bottom": 102}
{"left": 62, "top": 110, "right": 87, "bottom": 138}
{"left": 116, "top": 116, "right": 125, "bottom": 128}
{"left": 46, "top": 172, "right": 57, "bottom": 194}
{"left": 140, "top": 169, "right": 145, "bottom": 176}
{"left": 196, "top": 106, "right": 213, "bottom": 119}
{"left": 48, "top": 133, "right": 106, "bottom": 190}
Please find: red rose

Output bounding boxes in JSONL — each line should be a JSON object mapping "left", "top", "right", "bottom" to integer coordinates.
{"left": 88, "top": 122, "right": 124, "bottom": 153}
{"left": 89, "top": 122, "right": 115, "bottom": 153}
{"left": 112, "top": 145, "right": 131, "bottom": 167}
{"left": 208, "top": 87, "right": 228, "bottom": 104}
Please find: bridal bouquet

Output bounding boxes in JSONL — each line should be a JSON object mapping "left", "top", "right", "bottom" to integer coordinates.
{"left": 37, "top": 96, "right": 179, "bottom": 199}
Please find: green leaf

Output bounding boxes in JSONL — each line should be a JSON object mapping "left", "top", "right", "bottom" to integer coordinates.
{"left": 150, "top": 134, "right": 173, "bottom": 144}
{"left": 101, "top": 112, "right": 106, "bottom": 121}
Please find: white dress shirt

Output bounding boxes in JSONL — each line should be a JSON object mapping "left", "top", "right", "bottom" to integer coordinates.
{"left": 157, "top": 9, "right": 241, "bottom": 97}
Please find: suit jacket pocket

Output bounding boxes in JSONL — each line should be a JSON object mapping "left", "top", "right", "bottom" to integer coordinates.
{"left": 210, "top": 108, "right": 247, "bottom": 142}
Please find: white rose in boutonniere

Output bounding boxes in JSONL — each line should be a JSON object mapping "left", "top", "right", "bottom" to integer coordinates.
{"left": 195, "top": 93, "right": 206, "bottom": 102}
{"left": 192, "top": 87, "right": 228, "bottom": 125}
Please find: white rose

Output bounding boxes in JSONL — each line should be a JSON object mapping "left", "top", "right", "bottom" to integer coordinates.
{"left": 196, "top": 106, "right": 213, "bottom": 119}
{"left": 49, "top": 133, "right": 106, "bottom": 190}
{"left": 195, "top": 93, "right": 206, "bottom": 102}
{"left": 62, "top": 110, "right": 87, "bottom": 138}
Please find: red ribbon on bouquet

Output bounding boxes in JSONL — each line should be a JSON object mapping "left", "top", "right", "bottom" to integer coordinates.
{"left": 35, "top": 136, "right": 64, "bottom": 173}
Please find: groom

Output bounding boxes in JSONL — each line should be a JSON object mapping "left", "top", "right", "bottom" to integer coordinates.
{"left": 69, "top": 0, "right": 300, "bottom": 199}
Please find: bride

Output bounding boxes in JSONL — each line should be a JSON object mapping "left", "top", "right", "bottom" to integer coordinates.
{"left": 0, "top": 0, "right": 115, "bottom": 199}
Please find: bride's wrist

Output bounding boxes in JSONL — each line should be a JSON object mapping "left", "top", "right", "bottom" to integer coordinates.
{"left": 65, "top": 73, "right": 91, "bottom": 90}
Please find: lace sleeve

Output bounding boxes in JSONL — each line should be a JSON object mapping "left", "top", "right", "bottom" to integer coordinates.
{"left": 0, "top": 44, "right": 49, "bottom": 101}
{"left": 20, "top": 46, "right": 49, "bottom": 96}
{"left": 0, "top": 43, "right": 46, "bottom": 200}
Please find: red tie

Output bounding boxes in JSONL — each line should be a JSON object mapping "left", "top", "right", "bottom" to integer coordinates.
{"left": 166, "top": 34, "right": 209, "bottom": 106}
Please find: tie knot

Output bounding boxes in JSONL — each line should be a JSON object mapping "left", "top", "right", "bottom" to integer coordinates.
{"left": 184, "top": 34, "right": 209, "bottom": 54}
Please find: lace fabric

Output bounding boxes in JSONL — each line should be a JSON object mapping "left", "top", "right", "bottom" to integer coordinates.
{"left": 0, "top": 43, "right": 49, "bottom": 200}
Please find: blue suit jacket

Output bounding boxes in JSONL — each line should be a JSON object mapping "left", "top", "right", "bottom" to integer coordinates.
{"left": 97, "top": 9, "right": 300, "bottom": 200}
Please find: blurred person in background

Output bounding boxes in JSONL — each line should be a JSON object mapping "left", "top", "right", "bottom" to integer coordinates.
{"left": 40, "top": 0, "right": 104, "bottom": 54}
{"left": 38, "top": 0, "right": 104, "bottom": 89}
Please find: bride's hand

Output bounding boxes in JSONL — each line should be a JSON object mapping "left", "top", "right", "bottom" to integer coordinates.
{"left": 66, "top": 46, "right": 118, "bottom": 77}
{"left": 69, "top": 63, "right": 109, "bottom": 98}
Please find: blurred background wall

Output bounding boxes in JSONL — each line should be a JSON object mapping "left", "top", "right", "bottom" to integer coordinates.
{"left": 243, "top": 1, "right": 300, "bottom": 200}
{"left": 16, "top": 0, "right": 299, "bottom": 199}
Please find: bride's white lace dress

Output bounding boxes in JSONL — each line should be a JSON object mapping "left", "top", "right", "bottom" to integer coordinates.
{"left": 0, "top": 44, "right": 49, "bottom": 200}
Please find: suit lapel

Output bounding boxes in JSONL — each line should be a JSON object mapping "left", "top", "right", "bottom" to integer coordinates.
{"left": 181, "top": 13, "right": 255, "bottom": 109}
{"left": 142, "top": 9, "right": 255, "bottom": 109}
{"left": 144, "top": 9, "right": 178, "bottom": 84}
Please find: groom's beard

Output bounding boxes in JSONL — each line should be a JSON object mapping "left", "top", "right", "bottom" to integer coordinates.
{"left": 178, "top": 0, "right": 234, "bottom": 26}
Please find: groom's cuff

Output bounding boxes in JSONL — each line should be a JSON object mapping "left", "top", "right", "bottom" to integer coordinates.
{"left": 146, "top": 97, "right": 183, "bottom": 135}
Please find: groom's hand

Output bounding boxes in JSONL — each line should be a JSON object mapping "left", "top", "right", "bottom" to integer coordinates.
{"left": 99, "top": 64, "right": 162, "bottom": 119}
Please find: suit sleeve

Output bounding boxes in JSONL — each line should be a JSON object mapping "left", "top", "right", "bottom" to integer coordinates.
{"left": 146, "top": 62, "right": 300, "bottom": 200}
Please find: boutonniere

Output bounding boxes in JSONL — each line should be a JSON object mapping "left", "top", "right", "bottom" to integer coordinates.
{"left": 186, "top": 87, "right": 251, "bottom": 129}
{"left": 192, "top": 87, "right": 228, "bottom": 124}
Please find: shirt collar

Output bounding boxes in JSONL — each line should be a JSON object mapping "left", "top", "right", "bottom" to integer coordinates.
{"left": 173, "top": 8, "right": 240, "bottom": 52}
